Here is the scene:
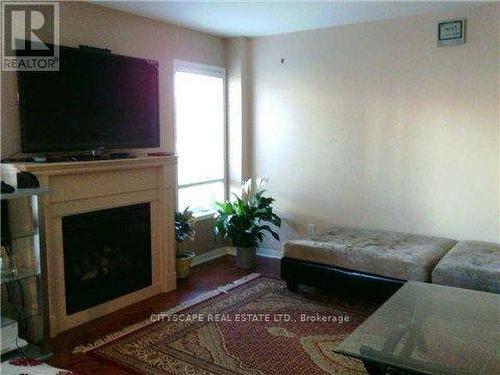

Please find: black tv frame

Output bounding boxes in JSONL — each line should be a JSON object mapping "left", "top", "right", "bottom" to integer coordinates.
{"left": 17, "top": 43, "right": 160, "bottom": 154}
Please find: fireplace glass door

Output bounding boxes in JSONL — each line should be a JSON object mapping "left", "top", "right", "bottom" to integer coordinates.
{"left": 62, "top": 203, "right": 152, "bottom": 314}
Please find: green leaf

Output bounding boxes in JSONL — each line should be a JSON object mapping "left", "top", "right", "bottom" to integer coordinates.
{"left": 212, "top": 182, "right": 282, "bottom": 246}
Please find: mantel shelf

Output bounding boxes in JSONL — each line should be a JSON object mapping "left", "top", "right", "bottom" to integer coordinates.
{"left": 2, "top": 155, "right": 177, "bottom": 176}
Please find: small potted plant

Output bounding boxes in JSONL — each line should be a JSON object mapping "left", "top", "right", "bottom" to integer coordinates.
{"left": 214, "top": 178, "right": 281, "bottom": 269}
{"left": 175, "top": 207, "right": 196, "bottom": 279}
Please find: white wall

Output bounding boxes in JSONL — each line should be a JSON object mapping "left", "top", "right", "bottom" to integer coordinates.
{"left": 250, "top": 4, "right": 499, "bottom": 248}
{"left": 1, "top": 1, "right": 226, "bottom": 158}
{"left": 227, "top": 38, "right": 251, "bottom": 193}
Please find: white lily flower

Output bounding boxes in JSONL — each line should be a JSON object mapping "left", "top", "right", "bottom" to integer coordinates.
{"left": 240, "top": 178, "right": 252, "bottom": 200}
{"left": 256, "top": 177, "right": 267, "bottom": 192}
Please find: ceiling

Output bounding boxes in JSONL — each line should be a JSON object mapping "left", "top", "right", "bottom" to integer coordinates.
{"left": 96, "top": 1, "right": 485, "bottom": 38}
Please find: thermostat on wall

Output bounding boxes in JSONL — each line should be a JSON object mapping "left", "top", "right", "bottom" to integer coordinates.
{"left": 438, "top": 19, "right": 465, "bottom": 47}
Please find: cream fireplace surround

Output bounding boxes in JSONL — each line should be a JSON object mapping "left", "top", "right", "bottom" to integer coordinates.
{"left": 2, "top": 156, "right": 177, "bottom": 337}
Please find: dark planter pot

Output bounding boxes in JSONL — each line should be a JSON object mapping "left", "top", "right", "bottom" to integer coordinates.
{"left": 236, "top": 247, "right": 256, "bottom": 270}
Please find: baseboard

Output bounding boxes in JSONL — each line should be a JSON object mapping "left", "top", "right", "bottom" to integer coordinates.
{"left": 255, "top": 247, "right": 284, "bottom": 259}
{"left": 224, "top": 246, "right": 283, "bottom": 259}
{"left": 191, "top": 248, "right": 228, "bottom": 266}
{"left": 192, "top": 246, "right": 283, "bottom": 267}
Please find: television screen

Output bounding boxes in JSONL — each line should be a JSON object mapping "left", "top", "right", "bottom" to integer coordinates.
{"left": 18, "top": 45, "right": 160, "bottom": 153}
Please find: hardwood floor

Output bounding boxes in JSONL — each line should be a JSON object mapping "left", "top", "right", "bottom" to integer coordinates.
{"left": 47, "top": 255, "right": 280, "bottom": 374}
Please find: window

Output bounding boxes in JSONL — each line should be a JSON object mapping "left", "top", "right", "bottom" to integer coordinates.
{"left": 174, "top": 62, "right": 226, "bottom": 216}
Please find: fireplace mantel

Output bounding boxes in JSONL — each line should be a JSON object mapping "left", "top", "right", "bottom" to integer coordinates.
{"left": 2, "top": 156, "right": 177, "bottom": 337}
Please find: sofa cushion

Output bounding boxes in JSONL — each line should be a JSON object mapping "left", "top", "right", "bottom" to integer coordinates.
{"left": 432, "top": 241, "right": 500, "bottom": 293}
{"left": 283, "top": 226, "right": 457, "bottom": 282}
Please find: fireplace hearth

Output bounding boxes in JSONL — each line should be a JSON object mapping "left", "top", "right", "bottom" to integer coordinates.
{"left": 62, "top": 203, "right": 152, "bottom": 314}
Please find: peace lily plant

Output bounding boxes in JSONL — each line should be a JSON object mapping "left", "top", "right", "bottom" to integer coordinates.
{"left": 214, "top": 178, "right": 281, "bottom": 269}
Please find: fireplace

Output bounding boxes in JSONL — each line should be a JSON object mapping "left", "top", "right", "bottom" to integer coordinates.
{"left": 62, "top": 203, "right": 152, "bottom": 315}
{"left": 2, "top": 157, "right": 176, "bottom": 336}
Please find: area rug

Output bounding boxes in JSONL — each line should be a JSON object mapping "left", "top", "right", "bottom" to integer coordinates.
{"left": 74, "top": 274, "right": 376, "bottom": 374}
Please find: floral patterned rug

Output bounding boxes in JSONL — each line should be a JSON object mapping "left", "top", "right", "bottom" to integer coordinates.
{"left": 75, "top": 275, "right": 376, "bottom": 374}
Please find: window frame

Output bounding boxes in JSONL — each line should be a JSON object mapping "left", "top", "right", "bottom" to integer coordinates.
{"left": 173, "top": 60, "right": 228, "bottom": 219}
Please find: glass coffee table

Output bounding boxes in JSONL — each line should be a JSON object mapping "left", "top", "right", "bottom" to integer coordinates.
{"left": 335, "top": 281, "right": 499, "bottom": 375}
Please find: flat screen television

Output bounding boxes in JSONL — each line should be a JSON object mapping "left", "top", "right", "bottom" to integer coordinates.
{"left": 18, "top": 44, "right": 160, "bottom": 153}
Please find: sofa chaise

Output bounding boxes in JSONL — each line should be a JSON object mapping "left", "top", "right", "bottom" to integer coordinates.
{"left": 281, "top": 226, "right": 499, "bottom": 296}
{"left": 432, "top": 240, "right": 500, "bottom": 294}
